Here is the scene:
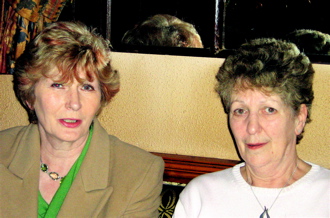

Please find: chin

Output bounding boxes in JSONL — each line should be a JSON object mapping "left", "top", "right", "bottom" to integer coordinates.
{"left": 244, "top": 156, "right": 272, "bottom": 168}
{"left": 58, "top": 131, "right": 87, "bottom": 142}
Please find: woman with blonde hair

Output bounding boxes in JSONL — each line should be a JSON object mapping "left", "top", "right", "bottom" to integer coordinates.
{"left": 0, "top": 21, "right": 164, "bottom": 217}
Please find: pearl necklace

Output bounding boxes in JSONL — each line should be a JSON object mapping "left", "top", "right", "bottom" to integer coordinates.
{"left": 250, "top": 162, "right": 298, "bottom": 218}
{"left": 40, "top": 160, "right": 65, "bottom": 183}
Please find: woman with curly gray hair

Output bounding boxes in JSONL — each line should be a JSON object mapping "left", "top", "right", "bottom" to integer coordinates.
{"left": 173, "top": 38, "right": 329, "bottom": 217}
{"left": 0, "top": 21, "right": 164, "bottom": 217}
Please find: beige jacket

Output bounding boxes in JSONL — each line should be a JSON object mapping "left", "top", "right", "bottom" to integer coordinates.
{"left": 0, "top": 119, "right": 164, "bottom": 217}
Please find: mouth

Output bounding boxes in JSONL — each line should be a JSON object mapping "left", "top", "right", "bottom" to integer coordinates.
{"left": 246, "top": 142, "right": 267, "bottom": 150}
{"left": 59, "top": 119, "right": 82, "bottom": 127}
{"left": 63, "top": 119, "right": 78, "bottom": 123}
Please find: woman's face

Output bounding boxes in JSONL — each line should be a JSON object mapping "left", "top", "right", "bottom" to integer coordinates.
{"left": 229, "top": 89, "right": 306, "bottom": 168}
{"left": 31, "top": 68, "right": 101, "bottom": 144}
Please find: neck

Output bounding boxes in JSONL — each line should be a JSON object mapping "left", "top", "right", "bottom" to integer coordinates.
{"left": 40, "top": 141, "right": 86, "bottom": 159}
{"left": 39, "top": 133, "right": 89, "bottom": 176}
{"left": 39, "top": 128, "right": 89, "bottom": 159}
{"left": 242, "top": 159, "right": 300, "bottom": 188}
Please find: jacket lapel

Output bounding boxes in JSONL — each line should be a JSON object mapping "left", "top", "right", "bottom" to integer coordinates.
{"left": 0, "top": 120, "right": 115, "bottom": 217}
{"left": 0, "top": 124, "right": 40, "bottom": 217}
{"left": 58, "top": 119, "right": 114, "bottom": 217}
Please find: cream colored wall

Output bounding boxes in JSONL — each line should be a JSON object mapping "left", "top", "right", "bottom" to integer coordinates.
{"left": 0, "top": 52, "right": 329, "bottom": 168}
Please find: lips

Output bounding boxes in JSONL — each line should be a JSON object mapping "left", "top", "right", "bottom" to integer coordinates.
{"left": 59, "top": 119, "right": 82, "bottom": 128}
{"left": 246, "top": 142, "right": 267, "bottom": 150}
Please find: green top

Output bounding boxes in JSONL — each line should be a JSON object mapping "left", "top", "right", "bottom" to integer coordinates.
{"left": 38, "top": 125, "right": 94, "bottom": 218}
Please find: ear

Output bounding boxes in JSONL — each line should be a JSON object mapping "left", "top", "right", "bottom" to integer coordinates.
{"left": 295, "top": 104, "right": 308, "bottom": 135}
{"left": 26, "top": 100, "right": 34, "bottom": 110}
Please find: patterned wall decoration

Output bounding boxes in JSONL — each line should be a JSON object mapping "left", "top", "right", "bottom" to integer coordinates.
{"left": 0, "top": 0, "right": 68, "bottom": 74}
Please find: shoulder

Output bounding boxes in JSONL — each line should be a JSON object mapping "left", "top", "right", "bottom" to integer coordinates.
{"left": 103, "top": 134, "right": 164, "bottom": 203}
{"left": 109, "top": 134, "right": 164, "bottom": 168}
{"left": 91, "top": 119, "right": 164, "bottom": 169}
{"left": 175, "top": 164, "right": 242, "bottom": 215}
{"left": 0, "top": 125, "right": 29, "bottom": 164}
{"left": 190, "top": 163, "right": 243, "bottom": 185}
{"left": 182, "top": 163, "right": 241, "bottom": 194}
{"left": 0, "top": 125, "right": 26, "bottom": 139}
{"left": 289, "top": 162, "right": 330, "bottom": 192}
{"left": 307, "top": 163, "right": 330, "bottom": 183}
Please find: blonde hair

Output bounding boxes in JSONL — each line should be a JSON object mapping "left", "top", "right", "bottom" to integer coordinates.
{"left": 14, "top": 21, "right": 120, "bottom": 123}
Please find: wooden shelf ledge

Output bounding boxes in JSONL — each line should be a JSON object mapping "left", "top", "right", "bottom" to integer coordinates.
{"left": 152, "top": 152, "right": 241, "bottom": 184}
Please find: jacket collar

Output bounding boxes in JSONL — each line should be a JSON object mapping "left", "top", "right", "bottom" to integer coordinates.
{"left": 8, "top": 118, "right": 113, "bottom": 192}
{"left": 58, "top": 119, "right": 114, "bottom": 217}
{"left": 0, "top": 123, "right": 40, "bottom": 217}
{"left": 1, "top": 119, "right": 114, "bottom": 217}
{"left": 78, "top": 118, "right": 113, "bottom": 192}
{"left": 8, "top": 123, "right": 40, "bottom": 179}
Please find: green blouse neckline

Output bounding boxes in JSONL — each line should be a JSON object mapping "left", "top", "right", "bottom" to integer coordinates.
{"left": 38, "top": 124, "right": 94, "bottom": 218}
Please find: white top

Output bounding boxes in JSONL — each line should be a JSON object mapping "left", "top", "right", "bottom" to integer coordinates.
{"left": 173, "top": 162, "right": 330, "bottom": 218}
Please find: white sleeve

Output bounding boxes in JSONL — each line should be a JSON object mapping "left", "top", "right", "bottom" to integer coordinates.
{"left": 172, "top": 180, "right": 202, "bottom": 218}
{"left": 172, "top": 198, "right": 188, "bottom": 218}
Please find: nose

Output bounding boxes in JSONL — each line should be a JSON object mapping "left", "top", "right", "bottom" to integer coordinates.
{"left": 246, "top": 113, "right": 261, "bottom": 135}
{"left": 66, "top": 87, "right": 82, "bottom": 111}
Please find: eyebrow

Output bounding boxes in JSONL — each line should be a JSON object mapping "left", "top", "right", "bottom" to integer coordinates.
{"left": 230, "top": 98, "right": 280, "bottom": 106}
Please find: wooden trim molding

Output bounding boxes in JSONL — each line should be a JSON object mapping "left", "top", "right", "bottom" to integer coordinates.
{"left": 152, "top": 152, "right": 241, "bottom": 184}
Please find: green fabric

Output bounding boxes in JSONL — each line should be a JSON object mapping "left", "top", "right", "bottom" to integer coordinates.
{"left": 38, "top": 125, "right": 94, "bottom": 218}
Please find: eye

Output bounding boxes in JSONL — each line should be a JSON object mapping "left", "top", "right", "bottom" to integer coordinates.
{"left": 264, "top": 107, "right": 277, "bottom": 114}
{"left": 82, "top": 84, "right": 95, "bottom": 91}
{"left": 51, "top": 83, "right": 63, "bottom": 88}
{"left": 233, "top": 108, "right": 247, "bottom": 115}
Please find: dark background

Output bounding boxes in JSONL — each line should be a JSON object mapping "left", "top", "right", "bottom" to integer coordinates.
{"left": 58, "top": 0, "right": 330, "bottom": 61}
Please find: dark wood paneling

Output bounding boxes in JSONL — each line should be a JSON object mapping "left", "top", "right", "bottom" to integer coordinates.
{"left": 152, "top": 152, "right": 241, "bottom": 184}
